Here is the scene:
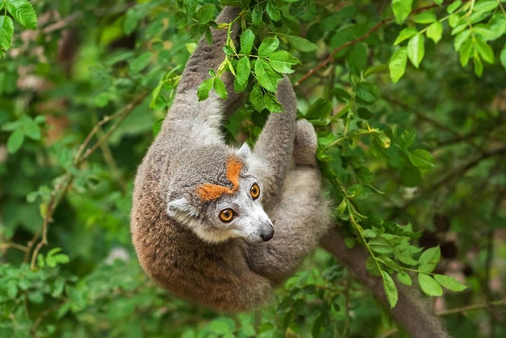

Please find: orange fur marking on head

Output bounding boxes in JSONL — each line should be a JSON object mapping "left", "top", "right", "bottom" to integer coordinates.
{"left": 195, "top": 156, "right": 243, "bottom": 201}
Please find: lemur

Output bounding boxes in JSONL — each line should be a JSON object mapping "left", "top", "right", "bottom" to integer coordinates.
{"left": 131, "top": 6, "right": 330, "bottom": 312}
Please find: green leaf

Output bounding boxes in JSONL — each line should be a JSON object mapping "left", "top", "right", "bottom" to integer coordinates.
{"left": 283, "top": 34, "right": 318, "bottom": 52}
{"left": 500, "top": 43, "right": 506, "bottom": 71}
{"left": 460, "top": 40, "right": 473, "bottom": 66}
{"left": 209, "top": 318, "right": 235, "bottom": 335}
{"left": 197, "top": 77, "right": 214, "bottom": 101}
{"left": 427, "top": 21, "right": 443, "bottom": 44}
{"left": 255, "top": 59, "right": 279, "bottom": 92}
{"left": 369, "top": 237, "right": 393, "bottom": 254}
{"left": 8, "top": 128, "right": 24, "bottom": 154}
{"left": 454, "top": 30, "right": 471, "bottom": 51}
{"left": 392, "top": 0, "right": 413, "bottom": 24}
{"left": 213, "top": 77, "right": 228, "bottom": 100}
{"left": 418, "top": 273, "right": 443, "bottom": 296}
{"left": 355, "top": 82, "right": 380, "bottom": 103}
{"left": 407, "top": 34, "right": 425, "bottom": 68}
{"left": 153, "top": 117, "right": 164, "bottom": 137}
{"left": 251, "top": 5, "right": 263, "bottom": 26}
{"left": 266, "top": 0, "right": 281, "bottom": 21}
{"left": 473, "top": 0, "right": 498, "bottom": 13}
{"left": 6, "top": 0, "right": 37, "bottom": 30}
{"left": 373, "top": 131, "right": 391, "bottom": 148}
{"left": 124, "top": 10, "right": 140, "bottom": 35}
{"left": 129, "top": 52, "right": 153, "bottom": 74}
{"left": 408, "top": 149, "right": 435, "bottom": 169}
{"left": 236, "top": 57, "right": 251, "bottom": 85}
{"left": 306, "top": 98, "right": 332, "bottom": 119}
{"left": 23, "top": 117, "right": 41, "bottom": 140}
{"left": 239, "top": 29, "right": 255, "bottom": 54}
{"left": 364, "top": 64, "right": 388, "bottom": 78}
{"left": 250, "top": 84, "right": 265, "bottom": 112}
{"left": 413, "top": 11, "right": 436, "bottom": 24}
{"left": 268, "top": 51, "right": 300, "bottom": 74}
{"left": 434, "top": 274, "right": 467, "bottom": 292}
{"left": 0, "top": 16, "right": 14, "bottom": 50}
{"left": 419, "top": 246, "right": 441, "bottom": 273}
{"left": 448, "top": 13, "right": 460, "bottom": 27}
{"left": 389, "top": 48, "right": 408, "bottom": 83}
{"left": 264, "top": 92, "right": 283, "bottom": 113}
{"left": 365, "top": 256, "right": 381, "bottom": 276}
{"left": 196, "top": 4, "right": 215, "bottom": 24}
{"left": 258, "top": 36, "right": 279, "bottom": 57}
{"left": 475, "top": 39, "right": 494, "bottom": 64}
{"left": 447, "top": 1, "right": 462, "bottom": 13}
{"left": 394, "top": 27, "right": 418, "bottom": 45}
{"left": 474, "top": 54, "right": 483, "bottom": 77}
{"left": 382, "top": 271, "right": 398, "bottom": 308}
{"left": 399, "top": 128, "right": 416, "bottom": 149}
{"left": 397, "top": 271, "right": 412, "bottom": 286}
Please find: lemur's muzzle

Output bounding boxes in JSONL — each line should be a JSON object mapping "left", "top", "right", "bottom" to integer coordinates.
{"left": 259, "top": 221, "right": 275, "bottom": 242}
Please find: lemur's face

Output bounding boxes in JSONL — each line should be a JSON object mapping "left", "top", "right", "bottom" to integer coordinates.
{"left": 199, "top": 176, "right": 274, "bottom": 243}
{"left": 167, "top": 145, "right": 274, "bottom": 244}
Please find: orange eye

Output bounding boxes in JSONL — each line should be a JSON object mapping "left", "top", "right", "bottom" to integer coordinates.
{"left": 250, "top": 183, "right": 260, "bottom": 200}
{"left": 219, "top": 209, "right": 235, "bottom": 223}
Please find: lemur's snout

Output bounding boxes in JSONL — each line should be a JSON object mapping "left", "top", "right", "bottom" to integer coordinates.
{"left": 260, "top": 223, "right": 275, "bottom": 242}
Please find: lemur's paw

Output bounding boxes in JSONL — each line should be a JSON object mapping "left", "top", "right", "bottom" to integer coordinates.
{"left": 293, "top": 119, "right": 318, "bottom": 167}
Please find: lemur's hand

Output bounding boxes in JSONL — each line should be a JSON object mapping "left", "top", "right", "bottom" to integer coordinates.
{"left": 293, "top": 120, "right": 318, "bottom": 167}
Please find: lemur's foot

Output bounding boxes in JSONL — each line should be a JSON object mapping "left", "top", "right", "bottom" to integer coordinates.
{"left": 293, "top": 119, "right": 318, "bottom": 167}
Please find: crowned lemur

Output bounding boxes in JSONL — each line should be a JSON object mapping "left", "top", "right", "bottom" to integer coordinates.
{"left": 131, "top": 6, "right": 330, "bottom": 312}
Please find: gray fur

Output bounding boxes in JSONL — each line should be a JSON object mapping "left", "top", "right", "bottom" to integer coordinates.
{"left": 131, "top": 6, "right": 329, "bottom": 312}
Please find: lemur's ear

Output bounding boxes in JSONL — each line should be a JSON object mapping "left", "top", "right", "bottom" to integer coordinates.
{"left": 237, "top": 143, "right": 251, "bottom": 159}
{"left": 167, "top": 198, "right": 198, "bottom": 217}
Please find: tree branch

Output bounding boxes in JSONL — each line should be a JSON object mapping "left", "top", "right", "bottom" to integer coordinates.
{"left": 320, "top": 227, "right": 452, "bottom": 338}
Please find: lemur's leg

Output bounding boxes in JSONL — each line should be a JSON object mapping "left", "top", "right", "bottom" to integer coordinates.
{"left": 249, "top": 77, "right": 297, "bottom": 208}
{"left": 247, "top": 120, "right": 331, "bottom": 285}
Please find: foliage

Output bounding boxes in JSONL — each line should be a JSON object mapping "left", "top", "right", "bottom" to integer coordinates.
{"left": 1, "top": 0, "right": 506, "bottom": 338}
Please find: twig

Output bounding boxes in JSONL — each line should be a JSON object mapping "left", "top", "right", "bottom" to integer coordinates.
{"left": 295, "top": 0, "right": 468, "bottom": 86}
{"left": 341, "top": 274, "right": 352, "bottom": 338}
{"left": 0, "top": 242, "right": 29, "bottom": 253}
{"left": 383, "top": 95, "right": 459, "bottom": 137}
{"left": 429, "top": 146, "right": 506, "bottom": 192}
{"left": 27, "top": 92, "right": 148, "bottom": 270}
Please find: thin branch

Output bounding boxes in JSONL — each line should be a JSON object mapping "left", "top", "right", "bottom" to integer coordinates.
{"left": 429, "top": 146, "right": 506, "bottom": 192}
{"left": 295, "top": 0, "right": 468, "bottom": 86}
{"left": 383, "top": 95, "right": 459, "bottom": 137}
{"left": 27, "top": 92, "right": 148, "bottom": 270}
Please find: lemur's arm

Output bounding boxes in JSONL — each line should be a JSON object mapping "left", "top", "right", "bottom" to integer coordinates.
{"left": 250, "top": 77, "right": 297, "bottom": 208}
{"left": 161, "top": 6, "right": 244, "bottom": 140}
{"left": 176, "top": 6, "right": 241, "bottom": 95}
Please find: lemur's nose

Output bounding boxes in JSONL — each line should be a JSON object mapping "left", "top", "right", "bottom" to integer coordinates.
{"left": 260, "top": 224, "right": 274, "bottom": 242}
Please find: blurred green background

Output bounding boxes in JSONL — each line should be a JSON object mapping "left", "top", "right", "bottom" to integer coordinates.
{"left": 1, "top": 0, "right": 506, "bottom": 337}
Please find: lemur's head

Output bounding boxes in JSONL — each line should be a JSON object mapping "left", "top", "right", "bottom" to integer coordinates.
{"left": 167, "top": 144, "right": 274, "bottom": 244}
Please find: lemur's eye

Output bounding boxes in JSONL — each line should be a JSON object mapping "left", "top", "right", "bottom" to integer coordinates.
{"left": 250, "top": 183, "right": 260, "bottom": 200}
{"left": 219, "top": 209, "right": 235, "bottom": 223}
